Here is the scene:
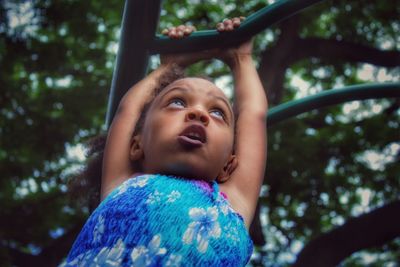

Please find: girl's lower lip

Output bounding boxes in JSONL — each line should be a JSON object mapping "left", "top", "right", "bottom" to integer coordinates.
{"left": 177, "top": 136, "right": 204, "bottom": 148}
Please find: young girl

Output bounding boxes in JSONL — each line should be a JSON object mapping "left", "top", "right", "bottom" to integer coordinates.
{"left": 65, "top": 17, "right": 267, "bottom": 266}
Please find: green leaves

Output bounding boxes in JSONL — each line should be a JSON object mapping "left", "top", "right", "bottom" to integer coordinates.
{"left": 1, "top": 0, "right": 399, "bottom": 266}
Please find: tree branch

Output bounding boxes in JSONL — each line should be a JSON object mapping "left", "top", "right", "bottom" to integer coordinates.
{"left": 293, "top": 200, "right": 400, "bottom": 267}
{"left": 250, "top": 202, "right": 266, "bottom": 246}
{"left": 258, "top": 16, "right": 301, "bottom": 105}
{"left": 258, "top": 21, "right": 400, "bottom": 105}
{"left": 292, "top": 37, "right": 400, "bottom": 67}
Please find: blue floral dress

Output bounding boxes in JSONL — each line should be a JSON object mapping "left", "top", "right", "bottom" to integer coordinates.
{"left": 63, "top": 174, "right": 253, "bottom": 266}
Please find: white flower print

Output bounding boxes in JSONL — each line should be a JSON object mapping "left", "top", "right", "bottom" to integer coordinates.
{"left": 166, "top": 190, "right": 181, "bottom": 203}
{"left": 219, "top": 202, "right": 229, "bottom": 216}
{"left": 165, "top": 254, "right": 182, "bottom": 267}
{"left": 224, "top": 224, "right": 240, "bottom": 243}
{"left": 182, "top": 207, "right": 221, "bottom": 253}
{"left": 146, "top": 190, "right": 163, "bottom": 205}
{"left": 92, "top": 215, "right": 105, "bottom": 244}
{"left": 217, "top": 195, "right": 241, "bottom": 219}
{"left": 68, "top": 239, "right": 125, "bottom": 267}
{"left": 112, "top": 175, "right": 150, "bottom": 199}
{"left": 92, "top": 238, "right": 126, "bottom": 266}
{"left": 131, "top": 175, "right": 150, "bottom": 188}
{"left": 113, "top": 181, "right": 130, "bottom": 199}
{"left": 131, "top": 234, "right": 167, "bottom": 267}
{"left": 65, "top": 251, "right": 95, "bottom": 267}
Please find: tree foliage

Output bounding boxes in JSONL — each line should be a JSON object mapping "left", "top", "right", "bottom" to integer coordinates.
{"left": 1, "top": 0, "right": 399, "bottom": 266}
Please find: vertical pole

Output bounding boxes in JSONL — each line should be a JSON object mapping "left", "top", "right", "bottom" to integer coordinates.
{"left": 106, "top": 0, "right": 162, "bottom": 128}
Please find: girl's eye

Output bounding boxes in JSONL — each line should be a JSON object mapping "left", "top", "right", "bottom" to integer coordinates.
{"left": 168, "top": 98, "right": 185, "bottom": 108}
{"left": 210, "top": 109, "right": 225, "bottom": 120}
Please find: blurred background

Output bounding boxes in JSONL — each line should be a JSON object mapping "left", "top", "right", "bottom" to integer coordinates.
{"left": 0, "top": 0, "right": 399, "bottom": 266}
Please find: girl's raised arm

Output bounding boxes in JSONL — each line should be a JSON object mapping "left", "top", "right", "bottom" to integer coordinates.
{"left": 101, "top": 63, "right": 177, "bottom": 199}
{"left": 218, "top": 20, "right": 268, "bottom": 227}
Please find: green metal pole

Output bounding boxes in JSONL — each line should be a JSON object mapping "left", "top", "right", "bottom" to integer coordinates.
{"left": 267, "top": 83, "right": 400, "bottom": 126}
{"left": 106, "top": 0, "right": 162, "bottom": 127}
{"left": 150, "top": 0, "right": 324, "bottom": 54}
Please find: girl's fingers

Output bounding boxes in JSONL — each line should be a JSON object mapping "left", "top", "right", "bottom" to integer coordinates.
{"left": 177, "top": 25, "right": 186, "bottom": 31}
{"left": 217, "top": 17, "right": 245, "bottom": 32}
{"left": 232, "top": 17, "right": 241, "bottom": 28}
{"left": 177, "top": 29, "right": 184, "bottom": 38}
{"left": 177, "top": 25, "right": 186, "bottom": 37}
{"left": 184, "top": 25, "right": 196, "bottom": 36}
{"left": 183, "top": 27, "right": 191, "bottom": 36}
{"left": 161, "top": 28, "right": 169, "bottom": 35}
{"left": 216, "top": 22, "right": 224, "bottom": 32}
{"left": 162, "top": 25, "right": 195, "bottom": 39}
{"left": 170, "top": 28, "right": 177, "bottom": 38}
{"left": 164, "top": 17, "right": 245, "bottom": 36}
{"left": 223, "top": 19, "right": 234, "bottom": 31}
{"left": 171, "top": 26, "right": 183, "bottom": 38}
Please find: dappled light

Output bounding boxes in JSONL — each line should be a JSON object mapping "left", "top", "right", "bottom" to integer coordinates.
{"left": 1, "top": 0, "right": 399, "bottom": 266}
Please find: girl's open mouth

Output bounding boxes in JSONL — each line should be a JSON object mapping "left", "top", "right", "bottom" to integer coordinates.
{"left": 177, "top": 135, "right": 204, "bottom": 147}
{"left": 178, "top": 124, "right": 207, "bottom": 148}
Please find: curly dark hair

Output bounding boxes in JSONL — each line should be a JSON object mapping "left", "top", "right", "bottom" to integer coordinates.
{"left": 68, "top": 66, "right": 185, "bottom": 211}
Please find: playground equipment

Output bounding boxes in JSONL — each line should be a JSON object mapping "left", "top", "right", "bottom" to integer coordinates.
{"left": 106, "top": 0, "right": 400, "bottom": 127}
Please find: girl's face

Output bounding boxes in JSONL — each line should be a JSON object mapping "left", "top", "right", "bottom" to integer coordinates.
{"left": 138, "top": 77, "right": 235, "bottom": 181}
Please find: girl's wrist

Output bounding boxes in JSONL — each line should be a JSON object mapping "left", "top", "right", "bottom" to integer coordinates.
{"left": 158, "top": 62, "right": 185, "bottom": 75}
{"left": 228, "top": 53, "right": 253, "bottom": 71}
{"left": 159, "top": 61, "right": 179, "bottom": 69}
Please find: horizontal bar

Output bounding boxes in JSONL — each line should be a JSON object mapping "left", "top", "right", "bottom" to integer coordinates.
{"left": 267, "top": 83, "right": 400, "bottom": 126}
{"left": 150, "top": 0, "right": 324, "bottom": 54}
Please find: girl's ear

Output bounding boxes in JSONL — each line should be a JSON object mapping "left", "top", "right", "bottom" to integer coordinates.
{"left": 217, "top": 155, "right": 238, "bottom": 183}
{"left": 130, "top": 135, "right": 144, "bottom": 161}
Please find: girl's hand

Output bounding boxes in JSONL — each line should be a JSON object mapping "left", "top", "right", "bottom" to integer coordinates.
{"left": 216, "top": 17, "right": 253, "bottom": 69}
{"left": 161, "top": 24, "right": 196, "bottom": 39}
{"left": 160, "top": 25, "right": 217, "bottom": 68}
{"left": 159, "top": 19, "right": 253, "bottom": 69}
{"left": 216, "top": 16, "right": 246, "bottom": 32}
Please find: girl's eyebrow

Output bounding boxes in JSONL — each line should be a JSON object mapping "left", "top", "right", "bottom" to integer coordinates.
{"left": 161, "top": 87, "right": 188, "bottom": 97}
{"left": 152, "top": 86, "right": 185, "bottom": 106}
{"left": 212, "top": 94, "right": 234, "bottom": 118}
{"left": 158, "top": 86, "right": 187, "bottom": 100}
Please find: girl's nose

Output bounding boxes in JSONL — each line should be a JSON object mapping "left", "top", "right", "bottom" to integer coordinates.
{"left": 186, "top": 108, "right": 209, "bottom": 126}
